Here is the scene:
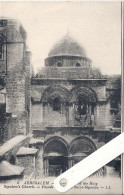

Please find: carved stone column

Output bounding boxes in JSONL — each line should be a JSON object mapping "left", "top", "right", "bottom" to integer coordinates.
{"left": 89, "top": 105, "right": 91, "bottom": 115}
{"left": 44, "top": 157, "right": 49, "bottom": 177}
{"left": 86, "top": 104, "right": 89, "bottom": 114}
{"left": 46, "top": 158, "right": 49, "bottom": 176}
{"left": 66, "top": 102, "right": 69, "bottom": 126}
{"left": 68, "top": 157, "right": 73, "bottom": 168}
{"left": 68, "top": 103, "right": 74, "bottom": 126}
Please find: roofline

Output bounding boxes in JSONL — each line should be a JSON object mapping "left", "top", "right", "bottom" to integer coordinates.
{"left": 45, "top": 55, "right": 91, "bottom": 61}
{"left": 31, "top": 78, "right": 107, "bottom": 82}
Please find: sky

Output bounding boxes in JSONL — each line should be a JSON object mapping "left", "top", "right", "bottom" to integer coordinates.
{"left": 0, "top": 1, "right": 122, "bottom": 75}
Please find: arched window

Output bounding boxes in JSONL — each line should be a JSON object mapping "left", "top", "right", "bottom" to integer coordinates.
{"left": 76, "top": 63, "right": 81, "bottom": 67}
{"left": 57, "top": 62, "right": 62, "bottom": 67}
{"left": 53, "top": 97, "right": 61, "bottom": 111}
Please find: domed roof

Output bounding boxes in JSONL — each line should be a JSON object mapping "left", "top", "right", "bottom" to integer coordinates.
{"left": 48, "top": 34, "right": 87, "bottom": 57}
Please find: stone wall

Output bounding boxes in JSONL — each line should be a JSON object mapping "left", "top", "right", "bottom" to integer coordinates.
{"left": 24, "top": 51, "right": 31, "bottom": 134}
{"left": 6, "top": 40, "right": 26, "bottom": 135}
{"left": 37, "top": 67, "right": 90, "bottom": 79}
{"left": 45, "top": 55, "right": 91, "bottom": 67}
{"left": 31, "top": 104, "right": 43, "bottom": 125}
{"left": 36, "top": 66, "right": 103, "bottom": 80}
{"left": 31, "top": 80, "right": 109, "bottom": 130}
{"left": 94, "top": 86, "right": 106, "bottom": 101}
{"left": 95, "top": 104, "right": 106, "bottom": 128}
{"left": 95, "top": 103, "right": 114, "bottom": 128}
{"left": 32, "top": 145, "right": 44, "bottom": 179}
{"left": 16, "top": 155, "right": 36, "bottom": 178}
{"left": 42, "top": 103, "right": 67, "bottom": 127}
{"left": 0, "top": 19, "right": 31, "bottom": 137}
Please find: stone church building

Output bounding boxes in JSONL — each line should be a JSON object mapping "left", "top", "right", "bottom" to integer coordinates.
{"left": 0, "top": 19, "right": 121, "bottom": 180}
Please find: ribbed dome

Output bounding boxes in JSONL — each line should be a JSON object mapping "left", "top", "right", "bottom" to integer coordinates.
{"left": 48, "top": 34, "right": 87, "bottom": 57}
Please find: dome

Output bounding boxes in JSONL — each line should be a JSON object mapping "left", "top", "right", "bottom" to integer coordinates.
{"left": 48, "top": 34, "right": 87, "bottom": 57}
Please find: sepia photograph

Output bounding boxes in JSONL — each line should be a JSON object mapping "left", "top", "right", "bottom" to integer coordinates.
{"left": 0, "top": 1, "right": 123, "bottom": 194}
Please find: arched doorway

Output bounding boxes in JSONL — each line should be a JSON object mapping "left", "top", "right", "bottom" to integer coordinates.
{"left": 44, "top": 137, "right": 68, "bottom": 177}
{"left": 69, "top": 137, "right": 96, "bottom": 167}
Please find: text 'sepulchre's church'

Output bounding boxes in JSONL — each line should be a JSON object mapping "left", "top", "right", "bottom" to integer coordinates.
{"left": 0, "top": 19, "right": 121, "bottom": 180}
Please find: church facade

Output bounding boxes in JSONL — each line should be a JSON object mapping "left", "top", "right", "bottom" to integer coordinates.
{"left": 31, "top": 34, "right": 121, "bottom": 177}
{"left": 0, "top": 19, "right": 121, "bottom": 180}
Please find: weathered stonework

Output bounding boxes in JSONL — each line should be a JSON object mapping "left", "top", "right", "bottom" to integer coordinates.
{"left": 30, "top": 33, "right": 121, "bottom": 177}
{"left": 0, "top": 19, "right": 31, "bottom": 143}
{"left": 0, "top": 19, "right": 121, "bottom": 180}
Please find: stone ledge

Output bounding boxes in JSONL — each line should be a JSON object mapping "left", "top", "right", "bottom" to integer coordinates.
{"left": 29, "top": 138, "right": 44, "bottom": 146}
{"left": 110, "top": 127, "right": 121, "bottom": 132}
{"left": 16, "top": 147, "right": 38, "bottom": 157}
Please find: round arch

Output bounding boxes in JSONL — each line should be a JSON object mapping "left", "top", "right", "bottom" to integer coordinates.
{"left": 76, "top": 62, "right": 81, "bottom": 67}
{"left": 44, "top": 136, "right": 69, "bottom": 156}
{"left": 41, "top": 85, "right": 69, "bottom": 103}
{"left": 69, "top": 85, "right": 97, "bottom": 103}
{"left": 69, "top": 136, "right": 97, "bottom": 155}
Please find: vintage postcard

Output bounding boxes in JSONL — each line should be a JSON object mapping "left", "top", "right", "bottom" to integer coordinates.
{"left": 0, "top": 1, "right": 123, "bottom": 194}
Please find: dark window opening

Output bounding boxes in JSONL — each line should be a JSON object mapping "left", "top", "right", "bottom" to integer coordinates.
{"left": 57, "top": 62, "right": 62, "bottom": 67}
{"left": 110, "top": 100, "right": 118, "bottom": 115}
{"left": 110, "top": 100, "right": 118, "bottom": 109}
{"left": 76, "top": 63, "right": 81, "bottom": 67}
{"left": 48, "top": 157, "right": 68, "bottom": 176}
{"left": 77, "top": 97, "right": 87, "bottom": 115}
{"left": 91, "top": 105, "right": 94, "bottom": 115}
{"left": 53, "top": 97, "right": 61, "bottom": 111}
